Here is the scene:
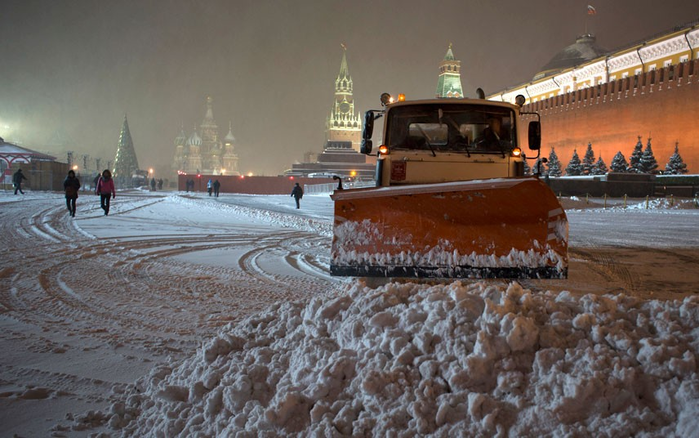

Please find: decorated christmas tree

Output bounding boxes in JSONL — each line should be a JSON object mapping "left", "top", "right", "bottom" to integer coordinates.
{"left": 640, "top": 137, "right": 658, "bottom": 174}
{"left": 547, "top": 147, "right": 562, "bottom": 177}
{"left": 664, "top": 142, "right": 688, "bottom": 175}
{"left": 565, "top": 149, "right": 583, "bottom": 176}
{"left": 113, "top": 114, "right": 140, "bottom": 187}
{"left": 582, "top": 143, "right": 595, "bottom": 175}
{"left": 629, "top": 136, "right": 644, "bottom": 173}
{"left": 610, "top": 151, "right": 629, "bottom": 172}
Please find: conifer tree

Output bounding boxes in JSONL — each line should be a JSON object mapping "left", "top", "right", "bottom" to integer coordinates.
{"left": 629, "top": 136, "right": 644, "bottom": 173}
{"left": 565, "top": 149, "right": 583, "bottom": 176}
{"left": 592, "top": 155, "right": 608, "bottom": 175}
{"left": 640, "top": 137, "right": 658, "bottom": 174}
{"left": 547, "top": 147, "right": 562, "bottom": 177}
{"left": 665, "top": 142, "right": 688, "bottom": 174}
{"left": 522, "top": 158, "right": 531, "bottom": 175}
{"left": 582, "top": 143, "right": 595, "bottom": 175}
{"left": 610, "top": 151, "right": 629, "bottom": 172}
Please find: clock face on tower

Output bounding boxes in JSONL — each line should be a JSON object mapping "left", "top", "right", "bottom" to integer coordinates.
{"left": 340, "top": 102, "right": 350, "bottom": 113}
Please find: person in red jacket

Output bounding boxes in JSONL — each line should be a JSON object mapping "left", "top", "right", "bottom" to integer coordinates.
{"left": 95, "top": 169, "right": 116, "bottom": 215}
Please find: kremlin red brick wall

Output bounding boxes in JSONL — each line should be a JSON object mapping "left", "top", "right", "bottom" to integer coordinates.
{"left": 520, "top": 60, "right": 699, "bottom": 174}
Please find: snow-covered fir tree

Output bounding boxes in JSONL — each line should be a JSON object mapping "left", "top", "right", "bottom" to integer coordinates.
{"left": 547, "top": 147, "right": 562, "bottom": 177}
{"left": 629, "top": 136, "right": 644, "bottom": 173}
{"left": 610, "top": 151, "right": 629, "bottom": 172}
{"left": 582, "top": 143, "right": 595, "bottom": 175}
{"left": 664, "top": 142, "right": 688, "bottom": 174}
{"left": 592, "top": 155, "right": 608, "bottom": 175}
{"left": 565, "top": 149, "right": 583, "bottom": 176}
{"left": 640, "top": 137, "right": 658, "bottom": 174}
{"left": 522, "top": 157, "right": 531, "bottom": 175}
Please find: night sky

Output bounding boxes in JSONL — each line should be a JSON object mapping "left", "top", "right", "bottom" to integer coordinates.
{"left": 2, "top": 0, "right": 699, "bottom": 176}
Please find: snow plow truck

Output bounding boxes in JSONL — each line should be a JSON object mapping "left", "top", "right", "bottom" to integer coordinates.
{"left": 330, "top": 93, "right": 568, "bottom": 280}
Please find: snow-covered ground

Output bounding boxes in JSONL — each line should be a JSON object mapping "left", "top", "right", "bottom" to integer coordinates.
{"left": 1, "top": 188, "right": 698, "bottom": 437}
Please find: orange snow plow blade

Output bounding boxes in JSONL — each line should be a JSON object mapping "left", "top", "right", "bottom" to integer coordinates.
{"left": 330, "top": 178, "right": 568, "bottom": 279}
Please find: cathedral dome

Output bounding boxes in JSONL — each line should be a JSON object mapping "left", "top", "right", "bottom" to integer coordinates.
{"left": 187, "top": 130, "right": 202, "bottom": 146}
{"left": 174, "top": 128, "right": 187, "bottom": 146}
{"left": 224, "top": 123, "right": 236, "bottom": 143}
{"left": 534, "top": 34, "right": 607, "bottom": 80}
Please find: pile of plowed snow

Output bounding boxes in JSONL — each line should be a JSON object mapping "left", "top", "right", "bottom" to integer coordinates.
{"left": 104, "top": 281, "right": 699, "bottom": 436}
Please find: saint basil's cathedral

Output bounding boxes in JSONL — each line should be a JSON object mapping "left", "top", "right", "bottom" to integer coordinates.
{"left": 171, "top": 96, "right": 240, "bottom": 176}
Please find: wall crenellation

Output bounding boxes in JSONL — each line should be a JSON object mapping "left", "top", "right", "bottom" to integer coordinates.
{"left": 518, "top": 60, "right": 699, "bottom": 174}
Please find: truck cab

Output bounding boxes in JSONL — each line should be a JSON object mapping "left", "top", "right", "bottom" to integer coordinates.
{"left": 361, "top": 97, "right": 541, "bottom": 186}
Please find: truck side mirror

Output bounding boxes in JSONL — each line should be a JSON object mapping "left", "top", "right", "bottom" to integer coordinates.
{"left": 361, "top": 111, "right": 375, "bottom": 154}
{"left": 361, "top": 139, "right": 373, "bottom": 154}
{"left": 528, "top": 121, "right": 541, "bottom": 151}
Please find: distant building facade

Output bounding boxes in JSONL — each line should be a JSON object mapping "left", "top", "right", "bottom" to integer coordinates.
{"left": 0, "top": 137, "right": 66, "bottom": 191}
{"left": 490, "top": 21, "right": 699, "bottom": 173}
{"left": 172, "top": 96, "right": 239, "bottom": 176}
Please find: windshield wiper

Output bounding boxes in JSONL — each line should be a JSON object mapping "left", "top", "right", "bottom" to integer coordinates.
{"left": 417, "top": 124, "right": 437, "bottom": 157}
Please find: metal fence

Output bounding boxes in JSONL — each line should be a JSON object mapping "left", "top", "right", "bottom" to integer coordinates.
{"left": 304, "top": 180, "right": 376, "bottom": 195}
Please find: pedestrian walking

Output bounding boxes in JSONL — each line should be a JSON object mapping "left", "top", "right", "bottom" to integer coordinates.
{"left": 291, "top": 182, "right": 303, "bottom": 209}
{"left": 213, "top": 179, "right": 221, "bottom": 197}
{"left": 95, "top": 169, "right": 116, "bottom": 216}
{"left": 63, "top": 170, "right": 81, "bottom": 217}
{"left": 150, "top": 178, "right": 156, "bottom": 191}
{"left": 13, "top": 168, "right": 27, "bottom": 195}
{"left": 157, "top": 179, "right": 163, "bottom": 190}
{"left": 207, "top": 179, "right": 213, "bottom": 196}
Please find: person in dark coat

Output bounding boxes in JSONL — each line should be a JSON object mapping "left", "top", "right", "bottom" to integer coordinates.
{"left": 213, "top": 179, "right": 221, "bottom": 197}
{"left": 13, "top": 168, "right": 27, "bottom": 195}
{"left": 63, "top": 170, "right": 81, "bottom": 217}
{"left": 290, "top": 182, "right": 303, "bottom": 209}
{"left": 95, "top": 169, "right": 116, "bottom": 215}
{"left": 157, "top": 179, "right": 163, "bottom": 190}
{"left": 150, "top": 178, "right": 156, "bottom": 191}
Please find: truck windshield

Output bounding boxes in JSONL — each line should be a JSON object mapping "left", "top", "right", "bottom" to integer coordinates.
{"left": 386, "top": 104, "right": 516, "bottom": 153}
